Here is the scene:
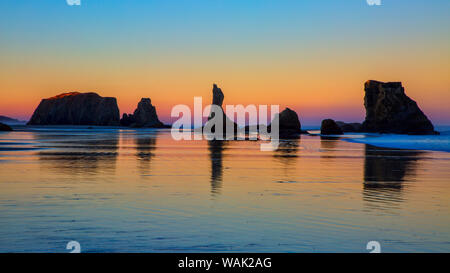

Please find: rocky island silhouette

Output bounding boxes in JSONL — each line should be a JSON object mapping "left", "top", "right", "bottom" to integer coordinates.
{"left": 16, "top": 80, "right": 437, "bottom": 136}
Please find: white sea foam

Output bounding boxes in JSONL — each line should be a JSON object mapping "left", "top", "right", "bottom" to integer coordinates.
{"left": 344, "top": 131, "right": 450, "bottom": 152}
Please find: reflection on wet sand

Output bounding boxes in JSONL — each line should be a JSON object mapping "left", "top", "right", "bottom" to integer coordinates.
{"left": 363, "top": 144, "right": 424, "bottom": 210}
{"left": 273, "top": 137, "right": 300, "bottom": 183}
{"left": 320, "top": 136, "right": 340, "bottom": 150}
{"left": 273, "top": 138, "right": 300, "bottom": 161}
{"left": 36, "top": 132, "right": 119, "bottom": 176}
{"left": 1, "top": 129, "right": 449, "bottom": 252}
{"left": 135, "top": 135, "right": 157, "bottom": 176}
{"left": 208, "top": 140, "right": 227, "bottom": 196}
{"left": 319, "top": 136, "right": 341, "bottom": 159}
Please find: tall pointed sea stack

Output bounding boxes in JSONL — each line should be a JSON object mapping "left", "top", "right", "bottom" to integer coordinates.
{"left": 361, "top": 80, "right": 437, "bottom": 135}
{"left": 204, "top": 84, "right": 238, "bottom": 135}
{"left": 27, "top": 92, "right": 120, "bottom": 126}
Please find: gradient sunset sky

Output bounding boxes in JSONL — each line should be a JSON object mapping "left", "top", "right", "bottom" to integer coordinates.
{"left": 0, "top": 0, "right": 449, "bottom": 125}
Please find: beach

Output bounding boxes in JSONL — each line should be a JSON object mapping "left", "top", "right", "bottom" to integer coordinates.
{"left": 0, "top": 126, "right": 449, "bottom": 252}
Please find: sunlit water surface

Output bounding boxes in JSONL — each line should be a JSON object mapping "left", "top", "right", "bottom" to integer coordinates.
{"left": 0, "top": 127, "right": 449, "bottom": 252}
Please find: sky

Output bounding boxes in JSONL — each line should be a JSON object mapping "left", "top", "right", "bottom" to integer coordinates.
{"left": 0, "top": 0, "right": 449, "bottom": 126}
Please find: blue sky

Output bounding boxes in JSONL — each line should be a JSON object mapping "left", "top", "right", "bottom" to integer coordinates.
{"left": 1, "top": 0, "right": 449, "bottom": 125}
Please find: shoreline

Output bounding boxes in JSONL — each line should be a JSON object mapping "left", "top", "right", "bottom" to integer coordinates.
{"left": 2, "top": 125, "right": 450, "bottom": 153}
{"left": 343, "top": 133, "right": 450, "bottom": 153}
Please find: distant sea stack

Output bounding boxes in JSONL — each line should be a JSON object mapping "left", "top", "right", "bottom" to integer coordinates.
{"left": 361, "top": 81, "right": 437, "bottom": 135}
{"left": 0, "top": 122, "right": 13, "bottom": 131}
{"left": 27, "top": 92, "right": 120, "bottom": 126}
{"left": 273, "top": 108, "right": 302, "bottom": 137}
{"left": 245, "top": 107, "right": 304, "bottom": 137}
{"left": 321, "top": 119, "right": 343, "bottom": 135}
{"left": 120, "top": 98, "right": 165, "bottom": 128}
{"left": 245, "top": 107, "right": 304, "bottom": 138}
{"left": 0, "top": 115, "right": 26, "bottom": 125}
{"left": 336, "top": 121, "right": 362, "bottom": 133}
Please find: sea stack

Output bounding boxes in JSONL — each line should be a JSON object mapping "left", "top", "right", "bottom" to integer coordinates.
{"left": 321, "top": 119, "right": 343, "bottom": 135}
{"left": 0, "top": 122, "right": 13, "bottom": 131}
{"left": 269, "top": 108, "right": 302, "bottom": 138}
{"left": 278, "top": 108, "right": 302, "bottom": 134}
{"left": 336, "top": 121, "right": 362, "bottom": 133}
{"left": 27, "top": 92, "right": 120, "bottom": 126}
{"left": 204, "top": 84, "right": 238, "bottom": 135}
{"left": 120, "top": 98, "right": 165, "bottom": 128}
{"left": 361, "top": 80, "right": 437, "bottom": 135}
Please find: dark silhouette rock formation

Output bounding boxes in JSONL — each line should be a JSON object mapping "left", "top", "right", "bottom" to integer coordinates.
{"left": 361, "top": 80, "right": 437, "bottom": 135}
{"left": 202, "top": 84, "right": 305, "bottom": 138}
{"left": 244, "top": 108, "right": 306, "bottom": 138}
{"left": 321, "top": 119, "right": 343, "bottom": 135}
{"left": 336, "top": 121, "right": 362, "bottom": 133}
{"left": 269, "top": 108, "right": 303, "bottom": 138}
{"left": 120, "top": 98, "right": 165, "bottom": 128}
{"left": 204, "top": 84, "right": 238, "bottom": 136}
{"left": 27, "top": 92, "right": 120, "bottom": 126}
{"left": 0, "top": 122, "right": 13, "bottom": 131}
{"left": 278, "top": 108, "right": 302, "bottom": 133}
{"left": 212, "top": 84, "right": 225, "bottom": 107}
{"left": 120, "top": 113, "right": 134, "bottom": 127}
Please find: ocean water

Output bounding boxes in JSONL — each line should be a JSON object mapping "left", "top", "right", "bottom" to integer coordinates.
{"left": 344, "top": 130, "right": 450, "bottom": 153}
{"left": 0, "top": 126, "right": 449, "bottom": 253}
